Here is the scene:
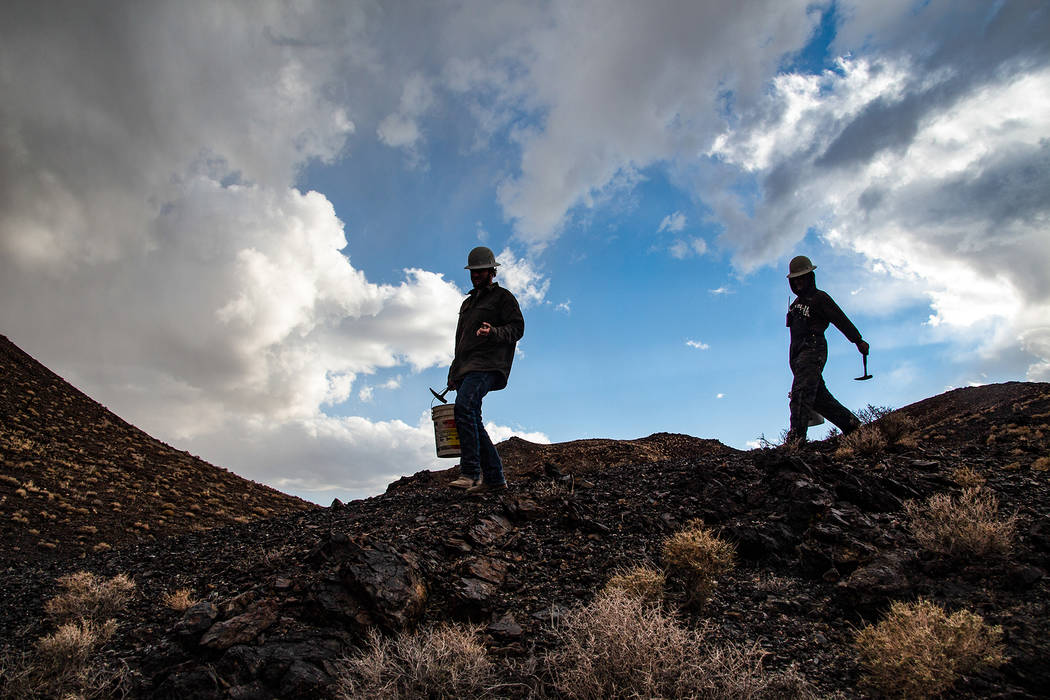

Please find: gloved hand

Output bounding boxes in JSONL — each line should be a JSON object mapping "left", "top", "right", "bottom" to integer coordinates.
{"left": 856, "top": 339, "right": 870, "bottom": 356}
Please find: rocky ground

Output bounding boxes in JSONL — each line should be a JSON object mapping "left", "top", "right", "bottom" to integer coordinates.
{"left": 0, "top": 372, "right": 1047, "bottom": 697}
{"left": 0, "top": 334, "right": 316, "bottom": 566}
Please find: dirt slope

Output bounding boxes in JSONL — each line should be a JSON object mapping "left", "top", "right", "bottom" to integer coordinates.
{"left": 0, "top": 334, "right": 316, "bottom": 566}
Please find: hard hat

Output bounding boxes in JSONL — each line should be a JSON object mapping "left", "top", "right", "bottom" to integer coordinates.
{"left": 787, "top": 255, "right": 817, "bottom": 278}
{"left": 465, "top": 246, "right": 500, "bottom": 270}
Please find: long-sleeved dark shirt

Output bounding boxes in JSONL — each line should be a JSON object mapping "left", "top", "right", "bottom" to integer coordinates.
{"left": 448, "top": 282, "right": 524, "bottom": 391}
{"left": 787, "top": 288, "right": 862, "bottom": 359}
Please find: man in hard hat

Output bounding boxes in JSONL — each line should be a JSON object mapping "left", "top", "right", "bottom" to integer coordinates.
{"left": 447, "top": 246, "right": 525, "bottom": 493}
{"left": 785, "top": 255, "right": 869, "bottom": 444}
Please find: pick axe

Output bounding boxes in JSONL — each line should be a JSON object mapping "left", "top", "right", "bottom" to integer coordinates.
{"left": 430, "top": 386, "right": 452, "bottom": 403}
{"left": 855, "top": 355, "right": 873, "bottom": 381}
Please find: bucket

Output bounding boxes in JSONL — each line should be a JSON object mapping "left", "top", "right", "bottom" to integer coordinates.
{"left": 431, "top": 404, "right": 461, "bottom": 458}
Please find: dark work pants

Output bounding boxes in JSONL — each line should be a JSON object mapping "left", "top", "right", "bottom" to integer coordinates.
{"left": 454, "top": 371, "right": 506, "bottom": 485}
{"left": 789, "top": 339, "right": 861, "bottom": 440}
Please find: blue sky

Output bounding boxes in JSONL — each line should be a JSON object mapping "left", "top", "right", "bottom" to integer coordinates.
{"left": 2, "top": 1, "right": 1048, "bottom": 503}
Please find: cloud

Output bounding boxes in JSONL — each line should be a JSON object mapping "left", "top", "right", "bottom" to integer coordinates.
{"left": 484, "top": 422, "right": 551, "bottom": 446}
{"left": 0, "top": 1, "right": 474, "bottom": 501}
{"left": 496, "top": 0, "right": 820, "bottom": 248}
{"left": 716, "top": 393, "right": 725, "bottom": 399}
{"left": 657, "top": 211, "right": 687, "bottom": 233}
{"left": 496, "top": 247, "right": 550, "bottom": 308}
{"left": 555, "top": 300, "right": 572, "bottom": 314}
{"left": 669, "top": 237, "right": 708, "bottom": 259}
{"left": 377, "top": 73, "right": 435, "bottom": 166}
{"left": 686, "top": 340, "right": 710, "bottom": 350}
{"left": 709, "top": 286, "right": 732, "bottom": 295}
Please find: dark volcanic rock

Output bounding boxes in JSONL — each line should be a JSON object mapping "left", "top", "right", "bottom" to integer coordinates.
{"left": 200, "top": 600, "right": 279, "bottom": 650}
{"left": 2, "top": 358, "right": 1050, "bottom": 698}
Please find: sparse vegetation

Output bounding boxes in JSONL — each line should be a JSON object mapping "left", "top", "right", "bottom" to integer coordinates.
{"left": 951, "top": 465, "right": 985, "bottom": 488}
{"left": 873, "top": 411, "right": 917, "bottom": 446}
{"left": 661, "top": 519, "right": 735, "bottom": 608}
{"left": 44, "top": 571, "right": 135, "bottom": 623}
{"left": 546, "top": 589, "right": 811, "bottom": 699}
{"left": 854, "top": 598, "right": 1006, "bottom": 698}
{"left": 335, "top": 624, "right": 499, "bottom": 699}
{"left": 603, "top": 565, "right": 666, "bottom": 603}
{"left": 163, "top": 588, "right": 198, "bottom": 612}
{"left": 856, "top": 404, "right": 895, "bottom": 424}
{"left": 834, "top": 425, "right": 887, "bottom": 458}
{"left": 0, "top": 575, "right": 132, "bottom": 700}
{"left": 905, "top": 487, "right": 1016, "bottom": 558}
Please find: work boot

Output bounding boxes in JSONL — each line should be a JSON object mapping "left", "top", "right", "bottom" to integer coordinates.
{"left": 466, "top": 481, "right": 508, "bottom": 494}
{"left": 450, "top": 476, "right": 480, "bottom": 489}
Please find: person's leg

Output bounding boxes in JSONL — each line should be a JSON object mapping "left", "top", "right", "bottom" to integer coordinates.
{"left": 813, "top": 381, "right": 862, "bottom": 435}
{"left": 454, "top": 372, "right": 489, "bottom": 481}
{"left": 788, "top": 345, "right": 826, "bottom": 442}
{"left": 476, "top": 387, "right": 506, "bottom": 486}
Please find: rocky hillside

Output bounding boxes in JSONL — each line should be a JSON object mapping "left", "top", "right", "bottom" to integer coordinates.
{"left": 0, "top": 335, "right": 316, "bottom": 566}
{"left": 0, "top": 336, "right": 1047, "bottom": 698}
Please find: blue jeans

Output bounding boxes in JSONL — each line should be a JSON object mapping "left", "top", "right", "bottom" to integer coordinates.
{"left": 454, "top": 371, "right": 505, "bottom": 485}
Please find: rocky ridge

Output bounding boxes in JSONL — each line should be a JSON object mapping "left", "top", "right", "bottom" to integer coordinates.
{"left": 0, "top": 331, "right": 1048, "bottom": 698}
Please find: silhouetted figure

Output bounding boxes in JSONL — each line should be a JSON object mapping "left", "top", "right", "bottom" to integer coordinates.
{"left": 785, "top": 255, "right": 869, "bottom": 443}
{"left": 446, "top": 246, "right": 524, "bottom": 493}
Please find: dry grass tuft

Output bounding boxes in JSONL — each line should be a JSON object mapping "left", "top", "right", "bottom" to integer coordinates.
{"left": 44, "top": 571, "right": 135, "bottom": 624}
{"left": 35, "top": 619, "right": 116, "bottom": 667}
{"left": 951, "top": 465, "right": 986, "bottom": 488}
{"left": 661, "top": 520, "right": 735, "bottom": 609}
{"left": 854, "top": 598, "right": 1005, "bottom": 698}
{"left": 1033, "top": 456, "right": 1050, "bottom": 471}
{"left": 835, "top": 425, "right": 887, "bottom": 459}
{"left": 335, "top": 624, "right": 499, "bottom": 700}
{"left": 0, "top": 576, "right": 132, "bottom": 700}
{"left": 163, "top": 588, "right": 198, "bottom": 612}
{"left": 905, "top": 487, "right": 1016, "bottom": 558}
{"left": 873, "top": 412, "right": 918, "bottom": 446}
{"left": 603, "top": 565, "right": 666, "bottom": 604}
{"left": 546, "top": 589, "right": 812, "bottom": 699}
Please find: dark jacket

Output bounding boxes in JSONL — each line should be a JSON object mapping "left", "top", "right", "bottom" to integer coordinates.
{"left": 787, "top": 287, "right": 862, "bottom": 360}
{"left": 448, "top": 282, "right": 524, "bottom": 391}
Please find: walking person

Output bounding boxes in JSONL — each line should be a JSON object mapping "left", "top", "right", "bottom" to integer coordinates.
{"left": 785, "top": 255, "right": 869, "bottom": 444}
{"left": 447, "top": 247, "right": 524, "bottom": 493}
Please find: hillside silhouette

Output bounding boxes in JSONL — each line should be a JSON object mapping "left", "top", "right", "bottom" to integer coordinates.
{"left": 1, "top": 335, "right": 1048, "bottom": 698}
{"left": 0, "top": 335, "right": 315, "bottom": 567}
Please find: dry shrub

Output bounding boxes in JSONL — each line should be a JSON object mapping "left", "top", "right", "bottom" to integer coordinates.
{"left": 335, "top": 624, "right": 499, "bottom": 699}
{"left": 1, "top": 593, "right": 130, "bottom": 700}
{"left": 546, "top": 589, "right": 812, "bottom": 699}
{"left": 35, "top": 619, "right": 116, "bottom": 668}
{"left": 163, "top": 588, "right": 198, "bottom": 612}
{"left": 856, "top": 404, "right": 895, "bottom": 424}
{"left": 834, "top": 425, "right": 887, "bottom": 459}
{"left": 905, "top": 487, "right": 1016, "bottom": 558}
{"left": 661, "top": 520, "right": 735, "bottom": 608}
{"left": 951, "top": 465, "right": 985, "bottom": 488}
{"left": 854, "top": 598, "right": 1005, "bottom": 698}
{"left": 44, "top": 572, "right": 135, "bottom": 623}
{"left": 873, "top": 412, "right": 917, "bottom": 446}
{"left": 1033, "top": 456, "right": 1050, "bottom": 471}
{"left": 603, "top": 565, "right": 665, "bottom": 603}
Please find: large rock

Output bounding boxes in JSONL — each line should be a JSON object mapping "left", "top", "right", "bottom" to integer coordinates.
{"left": 173, "top": 600, "right": 219, "bottom": 646}
{"left": 837, "top": 553, "right": 915, "bottom": 614}
{"left": 200, "top": 600, "right": 279, "bottom": 651}
{"left": 313, "top": 536, "right": 428, "bottom": 632}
